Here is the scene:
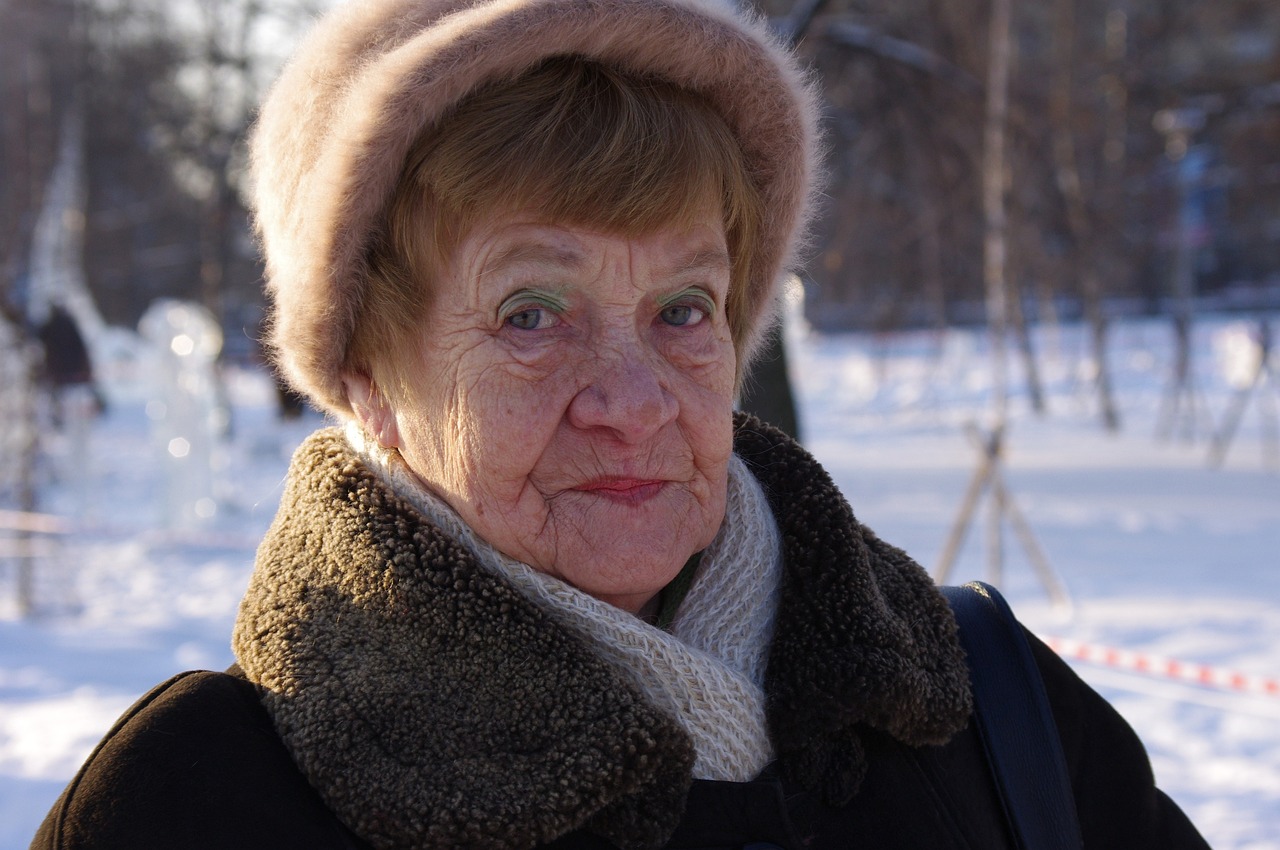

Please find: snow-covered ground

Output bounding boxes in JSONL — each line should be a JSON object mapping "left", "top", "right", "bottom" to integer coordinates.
{"left": 2, "top": 310, "right": 1277, "bottom": 848}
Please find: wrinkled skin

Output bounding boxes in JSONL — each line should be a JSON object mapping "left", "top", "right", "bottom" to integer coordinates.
{"left": 347, "top": 211, "right": 737, "bottom": 614}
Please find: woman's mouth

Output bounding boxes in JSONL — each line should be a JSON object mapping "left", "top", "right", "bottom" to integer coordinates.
{"left": 576, "top": 478, "right": 666, "bottom": 504}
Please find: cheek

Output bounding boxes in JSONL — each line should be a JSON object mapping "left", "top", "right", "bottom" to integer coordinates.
{"left": 690, "top": 404, "right": 736, "bottom": 491}
{"left": 675, "top": 340, "right": 738, "bottom": 439}
{"left": 661, "top": 318, "right": 734, "bottom": 367}
{"left": 445, "top": 355, "right": 578, "bottom": 486}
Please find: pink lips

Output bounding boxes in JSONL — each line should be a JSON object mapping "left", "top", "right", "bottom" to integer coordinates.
{"left": 577, "top": 478, "right": 665, "bottom": 504}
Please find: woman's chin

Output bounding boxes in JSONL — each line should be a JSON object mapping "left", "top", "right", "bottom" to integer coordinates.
{"left": 543, "top": 529, "right": 701, "bottom": 614}
{"left": 477, "top": 483, "right": 722, "bottom": 612}
{"left": 557, "top": 486, "right": 713, "bottom": 550}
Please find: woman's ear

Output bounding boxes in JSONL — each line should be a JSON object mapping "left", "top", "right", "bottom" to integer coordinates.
{"left": 343, "top": 372, "right": 400, "bottom": 449}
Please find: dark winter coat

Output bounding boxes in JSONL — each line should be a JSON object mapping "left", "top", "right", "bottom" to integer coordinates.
{"left": 32, "top": 416, "right": 1209, "bottom": 850}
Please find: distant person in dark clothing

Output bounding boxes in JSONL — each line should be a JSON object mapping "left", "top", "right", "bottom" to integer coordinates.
{"left": 36, "top": 305, "right": 105, "bottom": 423}
{"left": 38, "top": 306, "right": 92, "bottom": 387}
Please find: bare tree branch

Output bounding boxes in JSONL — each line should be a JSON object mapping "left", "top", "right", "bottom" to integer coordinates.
{"left": 822, "top": 20, "right": 982, "bottom": 96}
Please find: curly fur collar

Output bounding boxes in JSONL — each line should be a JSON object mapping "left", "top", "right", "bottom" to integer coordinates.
{"left": 232, "top": 415, "right": 971, "bottom": 849}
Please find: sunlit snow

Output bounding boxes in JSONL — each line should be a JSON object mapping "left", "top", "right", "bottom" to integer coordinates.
{"left": 1, "top": 309, "right": 1277, "bottom": 849}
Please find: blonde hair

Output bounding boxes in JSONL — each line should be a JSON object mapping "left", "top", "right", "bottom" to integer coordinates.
{"left": 348, "top": 55, "right": 764, "bottom": 393}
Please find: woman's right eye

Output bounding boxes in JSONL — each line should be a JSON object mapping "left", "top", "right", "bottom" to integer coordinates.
{"left": 499, "top": 289, "right": 567, "bottom": 332}
{"left": 507, "top": 308, "right": 541, "bottom": 330}
{"left": 505, "top": 306, "right": 560, "bottom": 331}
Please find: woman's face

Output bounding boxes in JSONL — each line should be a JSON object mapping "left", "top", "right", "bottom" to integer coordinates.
{"left": 365, "top": 209, "right": 737, "bottom": 614}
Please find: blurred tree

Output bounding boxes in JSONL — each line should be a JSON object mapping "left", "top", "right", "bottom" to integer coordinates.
{"left": 0, "top": 0, "right": 333, "bottom": 526}
{"left": 1048, "top": 0, "right": 1121, "bottom": 429}
{"left": 163, "top": 0, "right": 327, "bottom": 347}
{"left": 755, "top": 0, "right": 1280, "bottom": 427}
{"left": 981, "top": 0, "right": 1013, "bottom": 422}
{"left": 1, "top": 0, "right": 329, "bottom": 348}
{"left": 0, "top": 0, "right": 81, "bottom": 605}
{"left": 0, "top": 0, "right": 80, "bottom": 527}
{"left": 77, "top": 0, "right": 207, "bottom": 329}
{"left": 76, "top": 0, "right": 327, "bottom": 346}
{"left": 737, "top": 0, "right": 833, "bottom": 441}
{"left": 1, "top": 0, "right": 80, "bottom": 311}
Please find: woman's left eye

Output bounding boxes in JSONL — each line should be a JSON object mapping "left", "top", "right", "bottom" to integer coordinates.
{"left": 659, "top": 303, "right": 708, "bottom": 327}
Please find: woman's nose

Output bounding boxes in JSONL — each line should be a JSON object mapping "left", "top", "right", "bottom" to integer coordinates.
{"left": 566, "top": 344, "right": 678, "bottom": 442}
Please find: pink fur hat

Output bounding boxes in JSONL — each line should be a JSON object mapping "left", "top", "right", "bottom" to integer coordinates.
{"left": 250, "top": 0, "right": 822, "bottom": 418}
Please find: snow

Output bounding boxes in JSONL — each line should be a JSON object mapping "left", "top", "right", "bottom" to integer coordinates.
{"left": 2, "top": 311, "right": 1278, "bottom": 848}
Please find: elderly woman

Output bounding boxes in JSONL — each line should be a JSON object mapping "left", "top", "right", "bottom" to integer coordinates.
{"left": 35, "top": 0, "right": 1209, "bottom": 848}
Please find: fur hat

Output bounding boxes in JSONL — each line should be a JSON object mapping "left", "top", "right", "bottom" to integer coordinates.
{"left": 250, "top": 0, "right": 822, "bottom": 418}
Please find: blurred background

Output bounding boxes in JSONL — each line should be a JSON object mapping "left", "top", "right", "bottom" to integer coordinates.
{"left": 1, "top": 0, "right": 1278, "bottom": 848}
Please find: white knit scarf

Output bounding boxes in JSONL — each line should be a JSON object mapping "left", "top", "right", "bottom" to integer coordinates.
{"left": 348, "top": 424, "right": 783, "bottom": 782}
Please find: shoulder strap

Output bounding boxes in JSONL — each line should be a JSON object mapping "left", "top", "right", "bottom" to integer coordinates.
{"left": 940, "top": 582, "right": 1084, "bottom": 850}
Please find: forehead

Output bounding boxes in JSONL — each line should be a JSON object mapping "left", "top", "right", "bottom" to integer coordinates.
{"left": 453, "top": 212, "right": 731, "bottom": 289}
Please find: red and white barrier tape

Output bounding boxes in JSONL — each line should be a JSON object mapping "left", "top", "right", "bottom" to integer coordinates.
{"left": 1042, "top": 635, "right": 1280, "bottom": 699}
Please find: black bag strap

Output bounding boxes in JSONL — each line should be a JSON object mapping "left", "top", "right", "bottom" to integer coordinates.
{"left": 940, "top": 581, "right": 1084, "bottom": 850}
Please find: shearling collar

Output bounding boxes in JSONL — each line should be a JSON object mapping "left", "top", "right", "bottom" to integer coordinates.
{"left": 232, "top": 414, "right": 971, "bottom": 849}
{"left": 735, "top": 418, "right": 973, "bottom": 804}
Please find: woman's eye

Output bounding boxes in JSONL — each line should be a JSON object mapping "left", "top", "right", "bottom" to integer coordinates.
{"left": 499, "top": 289, "right": 567, "bottom": 332}
{"left": 506, "top": 307, "right": 559, "bottom": 331}
{"left": 660, "top": 303, "right": 707, "bottom": 327}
